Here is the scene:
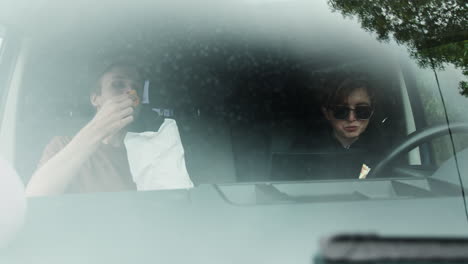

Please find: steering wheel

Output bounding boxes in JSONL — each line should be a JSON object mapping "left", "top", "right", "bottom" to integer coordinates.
{"left": 370, "top": 122, "right": 468, "bottom": 177}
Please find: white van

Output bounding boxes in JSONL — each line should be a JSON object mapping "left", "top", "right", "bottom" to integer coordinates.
{"left": 0, "top": 0, "right": 467, "bottom": 263}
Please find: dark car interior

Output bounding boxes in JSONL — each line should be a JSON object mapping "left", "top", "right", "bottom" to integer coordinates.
{"left": 13, "top": 11, "right": 427, "bottom": 186}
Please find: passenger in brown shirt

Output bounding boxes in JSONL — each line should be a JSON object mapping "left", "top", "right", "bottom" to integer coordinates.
{"left": 26, "top": 62, "right": 143, "bottom": 196}
{"left": 36, "top": 136, "right": 136, "bottom": 193}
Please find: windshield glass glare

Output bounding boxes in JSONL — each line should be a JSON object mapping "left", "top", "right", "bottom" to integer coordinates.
{"left": 1, "top": 0, "right": 466, "bottom": 197}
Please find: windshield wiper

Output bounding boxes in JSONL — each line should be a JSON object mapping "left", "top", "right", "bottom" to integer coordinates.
{"left": 318, "top": 234, "right": 468, "bottom": 263}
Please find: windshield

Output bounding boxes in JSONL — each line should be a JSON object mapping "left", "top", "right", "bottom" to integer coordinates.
{"left": 0, "top": 0, "right": 466, "bottom": 197}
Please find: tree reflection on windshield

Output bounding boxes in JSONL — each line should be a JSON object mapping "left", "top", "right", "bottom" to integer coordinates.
{"left": 328, "top": 0, "right": 467, "bottom": 96}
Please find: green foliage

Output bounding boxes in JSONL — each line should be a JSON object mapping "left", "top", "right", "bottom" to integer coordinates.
{"left": 328, "top": 0, "right": 468, "bottom": 96}
{"left": 460, "top": 81, "right": 468, "bottom": 96}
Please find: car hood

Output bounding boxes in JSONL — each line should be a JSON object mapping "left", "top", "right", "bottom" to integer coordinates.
{"left": 2, "top": 178, "right": 468, "bottom": 264}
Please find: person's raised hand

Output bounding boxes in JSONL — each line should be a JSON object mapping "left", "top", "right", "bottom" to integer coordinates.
{"left": 81, "top": 93, "right": 135, "bottom": 145}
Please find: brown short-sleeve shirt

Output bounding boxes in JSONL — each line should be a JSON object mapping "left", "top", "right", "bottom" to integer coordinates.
{"left": 37, "top": 136, "right": 137, "bottom": 194}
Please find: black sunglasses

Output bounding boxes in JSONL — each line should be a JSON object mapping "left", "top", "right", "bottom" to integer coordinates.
{"left": 330, "top": 105, "right": 374, "bottom": 120}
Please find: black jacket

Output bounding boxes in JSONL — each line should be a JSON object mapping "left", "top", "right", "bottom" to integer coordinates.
{"left": 272, "top": 129, "right": 378, "bottom": 181}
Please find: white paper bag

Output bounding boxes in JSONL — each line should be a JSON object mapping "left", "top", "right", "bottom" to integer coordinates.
{"left": 124, "top": 119, "right": 194, "bottom": 190}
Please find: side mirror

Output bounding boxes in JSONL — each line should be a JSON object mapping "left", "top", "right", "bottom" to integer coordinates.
{"left": 0, "top": 158, "right": 27, "bottom": 248}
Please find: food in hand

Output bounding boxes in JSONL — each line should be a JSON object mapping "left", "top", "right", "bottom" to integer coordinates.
{"left": 358, "top": 164, "right": 371, "bottom": 179}
{"left": 127, "top": 90, "right": 140, "bottom": 107}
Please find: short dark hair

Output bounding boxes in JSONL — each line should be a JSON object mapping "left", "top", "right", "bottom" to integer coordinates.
{"left": 91, "top": 61, "right": 143, "bottom": 95}
{"left": 321, "top": 73, "right": 375, "bottom": 109}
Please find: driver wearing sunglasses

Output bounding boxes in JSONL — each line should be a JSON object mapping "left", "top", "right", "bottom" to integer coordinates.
{"left": 286, "top": 74, "right": 380, "bottom": 180}
{"left": 321, "top": 77, "right": 375, "bottom": 149}
{"left": 287, "top": 75, "right": 380, "bottom": 180}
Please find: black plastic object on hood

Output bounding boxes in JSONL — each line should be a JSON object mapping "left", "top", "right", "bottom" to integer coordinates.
{"left": 316, "top": 234, "right": 468, "bottom": 264}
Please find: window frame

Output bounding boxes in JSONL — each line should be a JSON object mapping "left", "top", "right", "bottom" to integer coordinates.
{"left": 0, "top": 25, "right": 22, "bottom": 126}
{"left": 400, "top": 60, "right": 436, "bottom": 166}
